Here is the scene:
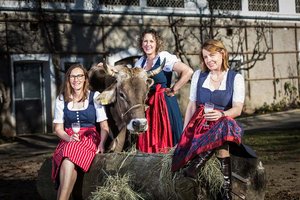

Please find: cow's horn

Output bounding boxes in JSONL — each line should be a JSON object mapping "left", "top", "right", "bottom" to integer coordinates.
{"left": 102, "top": 59, "right": 117, "bottom": 77}
{"left": 147, "top": 58, "right": 166, "bottom": 77}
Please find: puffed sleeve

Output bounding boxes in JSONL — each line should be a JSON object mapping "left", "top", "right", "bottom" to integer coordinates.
{"left": 134, "top": 56, "right": 145, "bottom": 68}
{"left": 93, "top": 91, "right": 108, "bottom": 122}
{"left": 233, "top": 73, "right": 245, "bottom": 103}
{"left": 189, "top": 70, "right": 200, "bottom": 102}
{"left": 53, "top": 95, "right": 64, "bottom": 124}
{"left": 159, "top": 51, "right": 180, "bottom": 72}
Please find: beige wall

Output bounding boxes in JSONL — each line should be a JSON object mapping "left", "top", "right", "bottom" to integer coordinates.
{"left": 0, "top": 12, "right": 299, "bottom": 114}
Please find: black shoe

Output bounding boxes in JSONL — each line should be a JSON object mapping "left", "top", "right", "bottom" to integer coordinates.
{"left": 217, "top": 157, "right": 232, "bottom": 200}
{"left": 183, "top": 150, "right": 214, "bottom": 178}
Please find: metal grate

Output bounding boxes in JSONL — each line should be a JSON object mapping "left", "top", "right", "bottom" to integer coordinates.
{"left": 99, "top": 0, "right": 139, "bottom": 6}
{"left": 44, "top": 0, "right": 75, "bottom": 2}
{"left": 248, "top": 0, "right": 279, "bottom": 12}
{"left": 2, "top": 0, "right": 75, "bottom": 2}
{"left": 296, "top": 0, "right": 300, "bottom": 13}
{"left": 208, "top": 0, "right": 242, "bottom": 11}
{"left": 147, "top": 0, "right": 184, "bottom": 8}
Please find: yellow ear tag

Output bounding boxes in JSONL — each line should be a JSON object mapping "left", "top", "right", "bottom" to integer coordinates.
{"left": 99, "top": 95, "right": 109, "bottom": 105}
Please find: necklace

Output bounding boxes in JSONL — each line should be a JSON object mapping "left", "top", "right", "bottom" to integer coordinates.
{"left": 72, "top": 101, "right": 85, "bottom": 109}
{"left": 71, "top": 92, "right": 84, "bottom": 109}
{"left": 210, "top": 72, "right": 224, "bottom": 82}
{"left": 72, "top": 91, "right": 83, "bottom": 102}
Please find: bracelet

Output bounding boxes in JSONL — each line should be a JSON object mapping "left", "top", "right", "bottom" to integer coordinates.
{"left": 170, "top": 86, "right": 176, "bottom": 94}
{"left": 220, "top": 111, "right": 225, "bottom": 117}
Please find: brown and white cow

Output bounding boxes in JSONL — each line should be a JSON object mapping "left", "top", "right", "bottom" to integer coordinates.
{"left": 88, "top": 59, "right": 165, "bottom": 152}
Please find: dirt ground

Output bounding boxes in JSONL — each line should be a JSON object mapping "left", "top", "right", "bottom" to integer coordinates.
{"left": 0, "top": 139, "right": 299, "bottom": 200}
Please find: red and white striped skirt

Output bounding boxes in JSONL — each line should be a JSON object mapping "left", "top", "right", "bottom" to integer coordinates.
{"left": 51, "top": 126, "right": 100, "bottom": 181}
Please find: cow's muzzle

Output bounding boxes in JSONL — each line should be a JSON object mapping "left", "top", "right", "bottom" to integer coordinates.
{"left": 127, "top": 118, "right": 148, "bottom": 133}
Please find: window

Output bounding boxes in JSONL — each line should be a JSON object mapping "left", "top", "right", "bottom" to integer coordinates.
{"left": 14, "top": 63, "right": 42, "bottom": 99}
{"left": 41, "top": 0, "right": 75, "bottom": 2}
{"left": 147, "top": 0, "right": 184, "bottom": 8}
{"left": 248, "top": 0, "right": 279, "bottom": 12}
{"left": 100, "top": 0, "right": 139, "bottom": 6}
{"left": 296, "top": 0, "right": 300, "bottom": 13}
{"left": 208, "top": 0, "right": 241, "bottom": 11}
{"left": 60, "top": 57, "right": 84, "bottom": 73}
{"left": 2, "top": 0, "right": 74, "bottom": 1}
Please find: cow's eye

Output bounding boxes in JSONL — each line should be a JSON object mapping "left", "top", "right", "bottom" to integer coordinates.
{"left": 119, "top": 91, "right": 126, "bottom": 100}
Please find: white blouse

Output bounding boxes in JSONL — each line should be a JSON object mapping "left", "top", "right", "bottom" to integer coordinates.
{"left": 189, "top": 70, "right": 245, "bottom": 103}
{"left": 134, "top": 51, "right": 180, "bottom": 72}
{"left": 53, "top": 91, "right": 107, "bottom": 124}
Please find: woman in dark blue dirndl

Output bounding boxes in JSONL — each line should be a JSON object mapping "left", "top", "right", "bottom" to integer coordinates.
{"left": 135, "top": 29, "right": 193, "bottom": 153}
{"left": 172, "top": 39, "right": 256, "bottom": 200}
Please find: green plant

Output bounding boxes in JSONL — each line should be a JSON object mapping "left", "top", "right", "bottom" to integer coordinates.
{"left": 254, "top": 81, "right": 300, "bottom": 114}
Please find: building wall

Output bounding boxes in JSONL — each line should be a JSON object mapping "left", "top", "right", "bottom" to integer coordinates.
{"left": 0, "top": 0, "right": 299, "bottom": 133}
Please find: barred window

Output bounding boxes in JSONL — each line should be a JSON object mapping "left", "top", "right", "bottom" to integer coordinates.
{"left": 40, "top": 0, "right": 74, "bottom": 2}
{"left": 296, "top": 0, "right": 300, "bottom": 13}
{"left": 147, "top": 0, "right": 184, "bottom": 8}
{"left": 2, "top": 0, "right": 75, "bottom": 2}
{"left": 248, "top": 0, "right": 279, "bottom": 12}
{"left": 99, "top": 0, "right": 139, "bottom": 6}
{"left": 208, "top": 0, "right": 241, "bottom": 11}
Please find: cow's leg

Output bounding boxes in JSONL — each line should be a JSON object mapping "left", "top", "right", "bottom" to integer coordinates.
{"left": 108, "top": 127, "right": 126, "bottom": 152}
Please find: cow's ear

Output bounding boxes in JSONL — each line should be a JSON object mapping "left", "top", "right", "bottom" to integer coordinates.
{"left": 146, "top": 78, "right": 154, "bottom": 88}
{"left": 96, "top": 83, "right": 117, "bottom": 105}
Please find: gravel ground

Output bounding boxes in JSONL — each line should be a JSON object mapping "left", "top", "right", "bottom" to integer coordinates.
{"left": 0, "top": 136, "right": 299, "bottom": 200}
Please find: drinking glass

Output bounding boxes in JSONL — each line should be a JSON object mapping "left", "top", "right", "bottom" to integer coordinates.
{"left": 203, "top": 102, "right": 214, "bottom": 127}
{"left": 71, "top": 122, "right": 80, "bottom": 134}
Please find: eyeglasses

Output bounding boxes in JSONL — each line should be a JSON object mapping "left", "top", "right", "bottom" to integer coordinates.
{"left": 69, "top": 74, "right": 85, "bottom": 80}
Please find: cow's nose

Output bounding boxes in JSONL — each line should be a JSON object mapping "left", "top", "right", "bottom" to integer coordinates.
{"left": 127, "top": 118, "right": 148, "bottom": 132}
{"left": 132, "top": 120, "right": 140, "bottom": 127}
{"left": 132, "top": 119, "right": 147, "bottom": 131}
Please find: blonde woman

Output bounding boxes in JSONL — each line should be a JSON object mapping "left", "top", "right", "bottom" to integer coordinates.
{"left": 172, "top": 39, "right": 256, "bottom": 200}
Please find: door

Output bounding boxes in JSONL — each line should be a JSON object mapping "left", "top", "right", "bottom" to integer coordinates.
{"left": 13, "top": 62, "right": 44, "bottom": 134}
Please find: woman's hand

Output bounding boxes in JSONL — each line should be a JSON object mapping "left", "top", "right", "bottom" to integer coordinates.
{"left": 96, "top": 143, "right": 105, "bottom": 154}
{"left": 69, "top": 133, "right": 80, "bottom": 142}
{"left": 204, "top": 110, "right": 224, "bottom": 121}
{"left": 97, "top": 120, "right": 109, "bottom": 154}
{"left": 165, "top": 87, "right": 176, "bottom": 97}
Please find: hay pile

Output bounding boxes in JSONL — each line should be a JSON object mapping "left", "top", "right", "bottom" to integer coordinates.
{"left": 89, "top": 149, "right": 223, "bottom": 200}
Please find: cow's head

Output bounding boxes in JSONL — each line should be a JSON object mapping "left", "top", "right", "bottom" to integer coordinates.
{"left": 91, "top": 58, "right": 165, "bottom": 133}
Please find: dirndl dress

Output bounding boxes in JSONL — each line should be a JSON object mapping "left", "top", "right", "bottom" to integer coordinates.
{"left": 51, "top": 91, "right": 101, "bottom": 181}
{"left": 172, "top": 70, "right": 256, "bottom": 171}
{"left": 136, "top": 56, "right": 183, "bottom": 153}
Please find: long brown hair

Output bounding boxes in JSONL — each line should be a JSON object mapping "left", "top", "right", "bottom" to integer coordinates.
{"left": 200, "top": 39, "right": 229, "bottom": 72}
{"left": 139, "top": 29, "right": 164, "bottom": 55}
{"left": 59, "top": 64, "right": 89, "bottom": 102}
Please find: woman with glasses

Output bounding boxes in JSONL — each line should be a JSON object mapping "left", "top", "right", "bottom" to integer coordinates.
{"left": 52, "top": 64, "right": 109, "bottom": 200}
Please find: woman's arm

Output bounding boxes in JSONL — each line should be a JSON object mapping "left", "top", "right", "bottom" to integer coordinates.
{"left": 97, "top": 120, "right": 109, "bottom": 154}
{"left": 204, "top": 73, "right": 245, "bottom": 121}
{"left": 54, "top": 123, "right": 73, "bottom": 142}
{"left": 204, "top": 102, "right": 243, "bottom": 121}
{"left": 183, "top": 101, "right": 197, "bottom": 129}
{"left": 166, "top": 61, "right": 193, "bottom": 96}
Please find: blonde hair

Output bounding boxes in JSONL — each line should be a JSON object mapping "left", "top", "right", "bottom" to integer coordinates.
{"left": 200, "top": 39, "right": 229, "bottom": 72}
{"left": 59, "top": 64, "right": 89, "bottom": 102}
